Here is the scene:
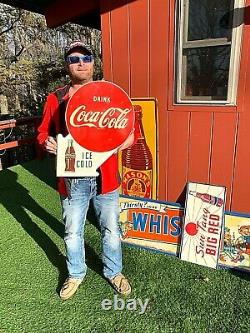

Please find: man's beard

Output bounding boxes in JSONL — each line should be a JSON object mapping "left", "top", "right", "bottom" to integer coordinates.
{"left": 71, "top": 72, "right": 93, "bottom": 85}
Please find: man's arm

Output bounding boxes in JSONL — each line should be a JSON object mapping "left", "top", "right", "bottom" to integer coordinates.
{"left": 37, "top": 94, "right": 58, "bottom": 155}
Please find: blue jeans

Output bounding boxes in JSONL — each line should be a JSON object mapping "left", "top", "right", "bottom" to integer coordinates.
{"left": 60, "top": 177, "right": 122, "bottom": 280}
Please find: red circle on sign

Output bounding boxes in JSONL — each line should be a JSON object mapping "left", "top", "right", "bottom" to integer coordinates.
{"left": 66, "top": 81, "right": 134, "bottom": 152}
{"left": 185, "top": 222, "right": 198, "bottom": 236}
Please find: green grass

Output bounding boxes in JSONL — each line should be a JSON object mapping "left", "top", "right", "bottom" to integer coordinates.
{"left": 0, "top": 158, "right": 249, "bottom": 333}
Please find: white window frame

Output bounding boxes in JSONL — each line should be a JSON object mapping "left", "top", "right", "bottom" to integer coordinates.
{"left": 176, "top": 0, "right": 244, "bottom": 105}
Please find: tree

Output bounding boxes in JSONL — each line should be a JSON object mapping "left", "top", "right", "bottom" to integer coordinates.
{"left": 0, "top": 3, "right": 102, "bottom": 116}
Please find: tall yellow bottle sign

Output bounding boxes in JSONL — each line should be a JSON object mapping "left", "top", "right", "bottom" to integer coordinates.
{"left": 122, "top": 105, "right": 153, "bottom": 198}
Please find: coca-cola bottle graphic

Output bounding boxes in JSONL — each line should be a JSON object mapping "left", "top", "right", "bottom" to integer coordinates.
{"left": 65, "top": 139, "right": 76, "bottom": 172}
{"left": 189, "top": 190, "right": 224, "bottom": 207}
{"left": 122, "top": 105, "right": 153, "bottom": 198}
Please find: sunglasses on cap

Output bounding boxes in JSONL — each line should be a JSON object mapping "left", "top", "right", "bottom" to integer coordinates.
{"left": 66, "top": 55, "right": 94, "bottom": 64}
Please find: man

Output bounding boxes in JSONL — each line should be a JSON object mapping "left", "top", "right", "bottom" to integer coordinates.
{"left": 37, "top": 41, "right": 137, "bottom": 300}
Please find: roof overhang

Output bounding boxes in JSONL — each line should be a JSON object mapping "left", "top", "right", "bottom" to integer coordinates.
{"left": 0, "top": 0, "right": 100, "bottom": 29}
{"left": 0, "top": 0, "right": 138, "bottom": 29}
{"left": 45, "top": 0, "right": 100, "bottom": 29}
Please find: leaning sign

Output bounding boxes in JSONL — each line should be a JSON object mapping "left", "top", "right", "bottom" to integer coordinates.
{"left": 56, "top": 80, "right": 134, "bottom": 177}
{"left": 180, "top": 182, "right": 226, "bottom": 269}
{"left": 119, "top": 199, "right": 182, "bottom": 244}
{"left": 119, "top": 195, "right": 250, "bottom": 271}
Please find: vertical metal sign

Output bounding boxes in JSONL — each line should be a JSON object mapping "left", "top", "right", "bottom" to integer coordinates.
{"left": 180, "top": 182, "right": 226, "bottom": 269}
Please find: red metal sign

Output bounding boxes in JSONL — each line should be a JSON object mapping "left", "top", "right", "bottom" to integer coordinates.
{"left": 66, "top": 81, "right": 134, "bottom": 152}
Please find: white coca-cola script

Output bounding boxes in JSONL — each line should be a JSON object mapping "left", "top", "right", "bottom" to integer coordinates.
{"left": 69, "top": 105, "right": 132, "bottom": 129}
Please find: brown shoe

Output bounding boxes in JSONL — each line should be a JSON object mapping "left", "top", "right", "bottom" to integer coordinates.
{"left": 59, "top": 277, "right": 82, "bottom": 300}
{"left": 108, "top": 273, "right": 132, "bottom": 296}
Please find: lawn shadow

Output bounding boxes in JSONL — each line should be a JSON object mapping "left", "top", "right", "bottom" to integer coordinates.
{"left": 0, "top": 168, "right": 68, "bottom": 286}
{"left": 21, "top": 156, "right": 57, "bottom": 190}
{"left": 0, "top": 168, "right": 104, "bottom": 295}
{"left": 229, "top": 267, "right": 250, "bottom": 281}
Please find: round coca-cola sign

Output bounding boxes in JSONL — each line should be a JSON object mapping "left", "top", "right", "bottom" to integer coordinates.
{"left": 66, "top": 81, "right": 134, "bottom": 152}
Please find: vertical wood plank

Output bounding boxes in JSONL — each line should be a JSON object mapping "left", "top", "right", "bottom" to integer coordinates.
{"left": 110, "top": 1, "right": 130, "bottom": 92}
{"left": 167, "top": 112, "right": 190, "bottom": 202}
{"left": 232, "top": 110, "right": 250, "bottom": 213}
{"left": 231, "top": 1, "right": 250, "bottom": 213}
{"left": 100, "top": 0, "right": 113, "bottom": 81}
{"left": 129, "top": 0, "right": 149, "bottom": 97}
{"left": 210, "top": 113, "right": 238, "bottom": 211}
{"left": 150, "top": 0, "right": 169, "bottom": 199}
{"left": 188, "top": 112, "right": 213, "bottom": 183}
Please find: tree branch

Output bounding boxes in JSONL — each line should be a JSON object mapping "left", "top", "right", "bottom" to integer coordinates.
{"left": 0, "top": 9, "right": 22, "bottom": 36}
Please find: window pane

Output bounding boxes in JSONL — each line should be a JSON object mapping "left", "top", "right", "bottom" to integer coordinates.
{"left": 184, "top": 45, "right": 231, "bottom": 100}
{"left": 188, "top": 0, "right": 234, "bottom": 41}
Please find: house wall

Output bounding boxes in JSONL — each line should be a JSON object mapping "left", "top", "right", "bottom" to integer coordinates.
{"left": 100, "top": 0, "right": 250, "bottom": 214}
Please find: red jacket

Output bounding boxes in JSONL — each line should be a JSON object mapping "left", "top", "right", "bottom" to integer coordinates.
{"left": 37, "top": 85, "right": 138, "bottom": 197}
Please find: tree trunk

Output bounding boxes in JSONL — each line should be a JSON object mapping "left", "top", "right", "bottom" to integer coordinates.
{"left": 0, "top": 94, "right": 9, "bottom": 114}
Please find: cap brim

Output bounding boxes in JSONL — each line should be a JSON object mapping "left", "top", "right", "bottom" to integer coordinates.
{"left": 65, "top": 46, "right": 92, "bottom": 58}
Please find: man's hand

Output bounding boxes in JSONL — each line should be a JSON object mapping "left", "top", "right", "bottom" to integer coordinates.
{"left": 117, "top": 131, "right": 135, "bottom": 151}
{"left": 44, "top": 136, "right": 57, "bottom": 155}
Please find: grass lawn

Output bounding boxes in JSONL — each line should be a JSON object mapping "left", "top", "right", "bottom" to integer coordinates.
{"left": 0, "top": 158, "right": 249, "bottom": 333}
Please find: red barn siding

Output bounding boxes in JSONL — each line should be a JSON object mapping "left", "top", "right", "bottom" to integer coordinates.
{"left": 209, "top": 113, "right": 238, "bottom": 211}
{"left": 187, "top": 112, "right": 213, "bottom": 184}
{"left": 101, "top": 0, "right": 250, "bottom": 214}
{"left": 129, "top": 0, "right": 149, "bottom": 97}
{"left": 101, "top": 6, "right": 113, "bottom": 80}
{"left": 167, "top": 111, "right": 190, "bottom": 202}
{"left": 232, "top": 108, "right": 250, "bottom": 212}
{"left": 149, "top": 0, "right": 169, "bottom": 199}
{"left": 110, "top": 3, "right": 130, "bottom": 90}
{"left": 231, "top": 1, "right": 250, "bottom": 213}
{"left": 232, "top": 75, "right": 250, "bottom": 211}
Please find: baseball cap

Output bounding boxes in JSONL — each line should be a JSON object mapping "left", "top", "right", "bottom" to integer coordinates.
{"left": 64, "top": 41, "right": 93, "bottom": 59}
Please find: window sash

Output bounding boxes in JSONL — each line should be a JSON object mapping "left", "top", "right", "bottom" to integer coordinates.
{"left": 183, "top": 39, "right": 231, "bottom": 49}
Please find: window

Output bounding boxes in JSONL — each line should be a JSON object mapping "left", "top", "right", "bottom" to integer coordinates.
{"left": 176, "top": 0, "right": 244, "bottom": 104}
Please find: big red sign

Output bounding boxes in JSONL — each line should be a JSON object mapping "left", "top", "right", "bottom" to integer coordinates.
{"left": 66, "top": 81, "right": 134, "bottom": 152}
{"left": 180, "top": 182, "right": 226, "bottom": 269}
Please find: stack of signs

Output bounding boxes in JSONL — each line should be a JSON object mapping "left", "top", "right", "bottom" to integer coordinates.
{"left": 56, "top": 81, "right": 134, "bottom": 177}
{"left": 180, "top": 182, "right": 226, "bottom": 269}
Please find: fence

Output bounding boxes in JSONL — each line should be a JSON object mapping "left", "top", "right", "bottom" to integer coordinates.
{"left": 0, "top": 116, "right": 42, "bottom": 169}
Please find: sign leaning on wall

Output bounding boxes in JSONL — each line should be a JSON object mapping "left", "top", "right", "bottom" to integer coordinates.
{"left": 119, "top": 194, "right": 250, "bottom": 271}
{"left": 119, "top": 195, "right": 184, "bottom": 255}
{"left": 119, "top": 197, "right": 183, "bottom": 244}
{"left": 179, "top": 182, "right": 226, "bottom": 269}
{"left": 119, "top": 98, "right": 158, "bottom": 200}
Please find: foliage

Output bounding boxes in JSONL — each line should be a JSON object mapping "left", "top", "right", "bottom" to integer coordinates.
{"left": 0, "top": 3, "right": 102, "bottom": 117}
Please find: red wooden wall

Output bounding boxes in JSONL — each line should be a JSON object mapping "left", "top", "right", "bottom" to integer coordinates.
{"left": 100, "top": 0, "right": 250, "bottom": 214}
